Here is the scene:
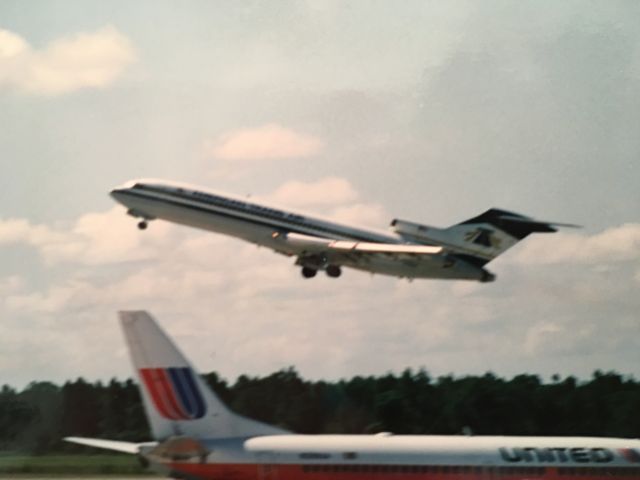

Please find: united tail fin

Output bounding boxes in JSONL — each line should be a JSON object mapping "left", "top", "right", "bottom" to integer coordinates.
{"left": 392, "top": 208, "right": 578, "bottom": 266}
{"left": 120, "top": 311, "right": 288, "bottom": 440}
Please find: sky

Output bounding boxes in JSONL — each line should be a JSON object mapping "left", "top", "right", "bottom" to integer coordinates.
{"left": 1, "top": 0, "right": 639, "bottom": 389}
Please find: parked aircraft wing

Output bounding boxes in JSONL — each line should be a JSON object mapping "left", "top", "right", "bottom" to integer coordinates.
{"left": 64, "top": 436, "right": 157, "bottom": 454}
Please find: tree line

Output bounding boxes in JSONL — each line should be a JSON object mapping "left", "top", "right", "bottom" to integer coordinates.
{"left": 1, "top": 369, "right": 639, "bottom": 454}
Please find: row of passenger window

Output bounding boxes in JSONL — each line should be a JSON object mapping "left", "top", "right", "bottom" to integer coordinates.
{"left": 558, "top": 467, "right": 640, "bottom": 476}
{"left": 140, "top": 184, "right": 366, "bottom": 241}
{"left": 301, "top": 465, "right": 546, "bottom": 476}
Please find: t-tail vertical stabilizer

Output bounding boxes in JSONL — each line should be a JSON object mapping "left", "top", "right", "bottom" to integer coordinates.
{"left": 120, "top": 311, "right": 288, "bottom": 440}
{"left": 392, "top": 208, "right": 578, "bottom": 268}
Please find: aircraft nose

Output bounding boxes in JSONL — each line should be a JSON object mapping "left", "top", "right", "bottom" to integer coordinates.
{"left": 109, "top": 188, "right": 127, "bottom": 203}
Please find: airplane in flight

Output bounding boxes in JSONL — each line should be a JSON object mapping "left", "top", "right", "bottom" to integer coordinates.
{"left": 67, "top": 311, "right": 640, "bottom": 480}
{"left": 110, "top": 179, "right": 576, "bottom": 282}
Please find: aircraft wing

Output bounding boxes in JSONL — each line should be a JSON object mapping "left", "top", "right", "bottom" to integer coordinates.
{"left": 272, "top": 232, "right": 498, "bottom": 281}
{"left": 277, "top": 232, "right": 444, "bottom": 257}
{"left": 64, "top": 436, "right": 157, "bottom": 454}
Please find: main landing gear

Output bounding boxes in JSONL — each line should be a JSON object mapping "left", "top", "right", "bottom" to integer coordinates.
{"left": 300, "top": 265, "right": 342, "bottom": 279}
{"left": 137, "top": 220, "right": 148, "bottom": 230}
{"left": 326, "top": 265, "right": 342, "bottom": 278}
{"left": 301, "top": 267, "right": 317, "bottom": 278}
{"left": 296, "top": 255, "right": 341, "bottom": 279}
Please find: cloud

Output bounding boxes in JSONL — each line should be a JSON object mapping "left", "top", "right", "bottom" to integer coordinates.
{"left": 512, "top": 223, "right": 640, "bottom": 265}
{"left": 330, "top": 203, "right": 388, "bottom": 229}
{"left": 264, "top": 177, "right": 358, "bottom": 208}
{"left": 205, "top": 124, "right": 323, "bottom": 162}
{"left": 0, "top": 26, "right": 135, "bottom": 95}
{"left": 0, "top": 207, "right": 175, "bottom": 265}
{"left": 260, "top": 177, "right": 389, "bottom": 228}
{"left": 523, "top": 322, "right": 564, "bottom": 355}
{"left": 0, "top": 217, "right": 66, "bottom": 248}
{"left": 50, "top": 207, "right": 174, "bottom": 265}
{"left": 0, "top": 275, "right": 24, "bottom": 295}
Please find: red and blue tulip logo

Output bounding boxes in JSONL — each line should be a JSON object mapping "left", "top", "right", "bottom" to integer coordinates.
{"left": 140, "top": 367, "right": 207, "bottom": 420}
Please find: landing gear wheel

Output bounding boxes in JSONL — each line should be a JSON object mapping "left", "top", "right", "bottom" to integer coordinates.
{"left": 137, "top": 220, "right": 148, "bottom": 230}
{"left": 301, "top": 266, "right": 317, "bottom": 278}
{"left": 326, "top": 265, "right": 342, "bottom": 278}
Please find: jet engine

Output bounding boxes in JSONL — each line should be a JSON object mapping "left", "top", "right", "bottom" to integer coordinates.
{"left": 390, "top": 219, "right": 435, "bottom": 243}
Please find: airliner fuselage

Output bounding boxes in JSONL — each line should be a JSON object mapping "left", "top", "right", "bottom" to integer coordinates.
{"left": 111, "top": 179, "right": 568, "bottom": 282}
{"left": 145, "top": 434, "right": 640, "bottom": 480}
{"left": 110, "top": 180, "right": 490, "bottom": 281}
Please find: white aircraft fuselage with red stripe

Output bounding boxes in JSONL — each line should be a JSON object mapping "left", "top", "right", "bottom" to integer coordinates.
{"left": 66, "top": 312, "right": 640, "bottom": 480}
{"left": 145, "top": 435, "right": 640, "bottom": 480}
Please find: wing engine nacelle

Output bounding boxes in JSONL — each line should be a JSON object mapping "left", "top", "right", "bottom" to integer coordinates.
{"left": 147, "top": 436, "right": 208, "bottom": 463}
{"left": 390, "top": 219, "right": 436, "bottom": 243}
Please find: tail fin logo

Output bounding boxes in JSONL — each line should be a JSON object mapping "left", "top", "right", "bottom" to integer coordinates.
{"left": 139, "top": 368, "right": 207, "bottom": 420}
{"left": 464, "top": 228, "right": 502, "bottom": 248}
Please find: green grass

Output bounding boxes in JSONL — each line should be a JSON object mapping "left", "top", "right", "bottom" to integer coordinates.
{"left": 0, "top": 453, "right": 149, "bottom": 475}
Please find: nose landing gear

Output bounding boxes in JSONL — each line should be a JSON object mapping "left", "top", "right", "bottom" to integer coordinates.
{"left": 127, "top": 210, "right": 154, "bottom": 231}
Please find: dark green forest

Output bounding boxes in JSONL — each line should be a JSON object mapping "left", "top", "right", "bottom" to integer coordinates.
{"left": 2, "top": 369, "right": 639, "bottom": 454}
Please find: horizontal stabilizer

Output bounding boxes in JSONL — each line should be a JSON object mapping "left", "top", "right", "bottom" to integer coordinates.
{"left": 497, "top": 214, "right": 581, "bottom": 229}
{"left": 64, "top": 436, "right": 157, "bottom": 454}
{"left": 459, "top": 209, "right": 577, "bottom": 239}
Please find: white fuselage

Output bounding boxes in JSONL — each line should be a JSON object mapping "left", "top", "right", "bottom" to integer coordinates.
{"left": 110, "top": 179, "right": 489, "bottom": 281}
{"left": 144, "top": 433, "right": 640, "bottom": 480}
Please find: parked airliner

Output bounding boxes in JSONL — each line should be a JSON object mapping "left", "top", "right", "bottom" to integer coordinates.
{"left": 110, "top": 179, "right": 575, "bottom": 282}
{"left": 67, "top": 311, "right": 640, "bottom": 480}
